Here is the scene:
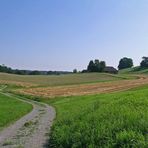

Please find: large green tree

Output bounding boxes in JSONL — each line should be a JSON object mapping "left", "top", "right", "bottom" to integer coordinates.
{"left": 140, "top": 57, "right": 148, "bottom": 68}
{"left": 73, "top": 69, "right": 77, "bottom": 73}
{"left": 118, "top": 57, "right": 133, "bottom": 70}
{"left": 87, "top": 60, "right": 106, "bottom": 72}
{"left": 100, "top": 61, "right": 106, "bottom": 72}
{"left": 94, "top": 59, "right": 100, "bottom": 72}
{"left": 87, "top": 60, "right": 96, "bottom": 72}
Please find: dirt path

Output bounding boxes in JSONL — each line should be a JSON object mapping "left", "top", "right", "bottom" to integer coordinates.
{"left": 0, "top": 75, "right": 147, "bottom": 147}
{"left": 0, "top": 91, "right": 55, "bottom": 148}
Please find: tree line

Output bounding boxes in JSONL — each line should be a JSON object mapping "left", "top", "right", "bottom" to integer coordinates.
{"left": 1, "top": 56, "right": 148, "bottom": 75}
{"left": 118, "top": 57, "right": 148, "bottom": 70}
{"left": 80, "top": 56, "right": 148, "bottom": 73}
{"left": 87, "top": 60, "right": 106, "bottom": 72}
{"left": 0, "top": 65, "right": 71, "bottom": 75}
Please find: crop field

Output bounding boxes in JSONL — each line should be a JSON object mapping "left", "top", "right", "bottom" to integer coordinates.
{"left": 17, "top": 75, "right": 148, "bottom": 98}
{"left": 0, "top": 92, "right": 32, "bottom": 130}
{"left": 0, "top": 72, "right": 134, "bottom": 87}
{"left": 0, "top": 73, "right": 148, "bottom": 147}
{"left": 46, "top": 88, "right": 148, "bottom": 148}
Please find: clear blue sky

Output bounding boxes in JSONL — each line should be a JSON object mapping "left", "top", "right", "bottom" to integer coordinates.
{"left": 0, "top": 0, "right": 148, "bottom": 71}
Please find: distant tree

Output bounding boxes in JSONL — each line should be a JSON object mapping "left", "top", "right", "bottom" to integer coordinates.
{"left": 30, "top": 71, "right": 41, "bottom": 75}
{"left": 0, "top": 64, "right": 12, "bottom": 73}
{"left": 94, "top": 59, "right": 100, "bottom": 72}
{"left": 100, "top": 61, "right": 106, "bottom": 72}
{"left": 87, "top": 60, "right": 96, "bottom": 72}
{"left": 14, "top": 69, "right": 24, "bottom": 75}
{"left": 140, "top": 57, "right": 148, "bottom": 68}
{"left": 81, "top": 69, "right": 88, "bottom": 73}
{"left": 87, "top": 59, "right": 107, "bottom": 72}
{"left": 118, "top": 57, "right": 133, "bottom": 70}
{"left": 73, "top": 69, "right": 77, "bottom": 73}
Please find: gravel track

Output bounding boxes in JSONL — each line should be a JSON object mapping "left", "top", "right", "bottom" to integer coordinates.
{"left": 0, "top": 75, "right": 147, "bottom": 147}
{"left": 0, "top": 91, "right": 55, "bottom": 148}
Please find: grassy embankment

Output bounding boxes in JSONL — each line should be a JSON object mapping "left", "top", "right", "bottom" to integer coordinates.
{"left": 0, "top": 86, "right": 32, "bottom": 130}
{"left": 119, "top": 66, "right": 148, "bottom": 74}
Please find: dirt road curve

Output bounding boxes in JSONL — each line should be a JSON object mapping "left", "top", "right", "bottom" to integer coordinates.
{"left": 20, "top": 75, "right": 148, "bottom": 98}
{"left": 0, "top": 92, "right": 55, "bottom": 148}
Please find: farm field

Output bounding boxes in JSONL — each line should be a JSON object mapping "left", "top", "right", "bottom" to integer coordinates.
{"left": 0, "top": 92, "right": 32, "bottom": 130}
{"left": 2, "top": 0, "right": 148, "bottom": 147}
{"left": 0, "top": 72, "right": 134, "bottom": 87}
{"left": 0, "top": 73, "right": 131, "bottom": 131}
{"left": 17, "top": 74, "right": 148, "bottom": 98}
{"left": 46, "top": 87, "right": 148, "bottom": 148}
{"left": 0, "top": 73, "right": 148, "bottom": 147}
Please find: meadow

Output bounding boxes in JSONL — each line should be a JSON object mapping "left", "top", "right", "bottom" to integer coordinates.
{"left": 0, "top": 72, "right": 148, "bottom": 147}
{"left": 0, "top": 72, "right": 134, "bottom": 87}
{"left": 14, "top": 74, "right": 148, "bottom": 98}
{"left": 46, "top": 88, "right": 148, "bottom": 148}
{"left": 0, "top": 91, "right": 32, "bottom": 130}
{"left": 119, "top": 66, "right": 148, "bottom": 74}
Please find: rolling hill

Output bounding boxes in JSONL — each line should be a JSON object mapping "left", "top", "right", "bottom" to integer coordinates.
{"left": 0, "top": 72, "right": 132, "bottom": 87}
{"left": 119, "top": 66, "right": 148, "bottom": 74}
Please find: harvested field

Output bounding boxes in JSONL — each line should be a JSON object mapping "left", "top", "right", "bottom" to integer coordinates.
{"left": 18, "top": 75, "right": 148, "bottom": 98}
{"left": 0, "top": 80, "right": 37, "bottom": 88}
{"left": 0, "top": 72, "right": 133, "bottom": 87}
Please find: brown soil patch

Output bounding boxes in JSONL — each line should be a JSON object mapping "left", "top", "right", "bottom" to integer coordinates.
{"left": 18, "top": 75, "right": 148, "bottom": 98}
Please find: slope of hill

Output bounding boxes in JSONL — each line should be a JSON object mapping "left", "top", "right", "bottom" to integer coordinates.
{"left": 0, "top": 72, "right": 133, "bottom": 87}
{"left": 47, "top": 86, "right": 148, "bottom": 148}
{"left": 0, "top": 72, "right": 148, "bottom": 147}
{"left": 119, "top": 66, "right": 148, "bottom": 74}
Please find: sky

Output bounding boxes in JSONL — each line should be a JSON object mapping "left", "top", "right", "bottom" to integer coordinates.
{"left": 0, "top": 0, "right": 148, "bottom": 71}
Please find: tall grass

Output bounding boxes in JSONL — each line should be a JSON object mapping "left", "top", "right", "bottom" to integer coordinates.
{"left": 0, "top": 93, "right": 32, "bottom": 130}
{"left": 47, "top": 89, "right": 148, "bottom": 147}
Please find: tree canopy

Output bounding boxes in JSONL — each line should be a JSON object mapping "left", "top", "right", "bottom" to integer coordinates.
{"left": 118, "top": 57, "right": 133, "bottom": 70}
{"left": 87, "top": 59, "right": 106, "bottom": 72}
{"left": 140, "top": 57, "right": 148, "bottom": 68}
{"left": 73, "top": 69, "right": 77, "bottom": 73}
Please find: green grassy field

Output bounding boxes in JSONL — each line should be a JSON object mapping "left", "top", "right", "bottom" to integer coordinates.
{"left": 0, "top": 93, "right": 32, "bottom": 130}
{"left": 0, "top": 73, "right": 147, "bottom": 147}
{"left": 46, "top": 88, "right": 148, "bottom": 148}
{"left": 0, "top": 72, "right": 134, "bottom": 87}
{"left": 119, "top": 66, "right": 148, "bottom": 74}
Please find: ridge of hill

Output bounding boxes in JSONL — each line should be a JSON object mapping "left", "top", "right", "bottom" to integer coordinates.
{"left": 119, "top": 66, "right": 148, "bottom": 74}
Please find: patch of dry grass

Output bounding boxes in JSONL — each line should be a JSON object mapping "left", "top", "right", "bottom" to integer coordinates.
{"left": 0, "top": 72, "right": 129, "bottom": 87}
{"left": 17, "top": 75, "right": 148, "bottom": 98}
